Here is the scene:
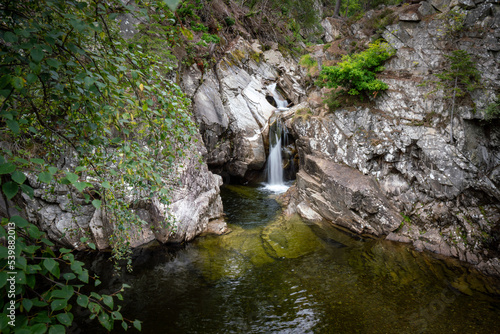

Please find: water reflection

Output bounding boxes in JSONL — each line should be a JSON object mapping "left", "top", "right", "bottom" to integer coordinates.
{"left": 76, "top": 184, "right": 500, "bottom": 334}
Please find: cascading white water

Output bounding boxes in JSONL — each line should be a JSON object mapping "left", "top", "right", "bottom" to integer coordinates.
{"left": 267, "top": 124, "right": 284, "bottom": 186}
{"left": 268, "top": 83, "right": 289, "bottom": 110}
{"left": 265, "top": 83, "right": 289, "bottom": 193}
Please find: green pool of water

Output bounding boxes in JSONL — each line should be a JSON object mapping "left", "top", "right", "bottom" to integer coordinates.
{"left": 79, "top": 184, "right": 500, "bottom": 333}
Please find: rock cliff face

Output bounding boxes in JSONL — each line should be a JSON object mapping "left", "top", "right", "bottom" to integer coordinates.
{"left": 284, "top": 0, "right": 500, "bottom": 275}
{"left": 182, "top": 37, "right": 304, "bottom": 180}
{"left": 22, "top": 140, "right": 226, "bottom": 250}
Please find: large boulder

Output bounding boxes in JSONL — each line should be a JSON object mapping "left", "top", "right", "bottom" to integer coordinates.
{"left": 22, "top": 142, "right": 226, "bottom": 250}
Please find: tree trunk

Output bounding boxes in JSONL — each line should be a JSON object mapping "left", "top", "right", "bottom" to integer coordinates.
{"left": 334, "top": 0, "right": 341, "bottom": 17}
{"left": 450, "top": 76, "right": 458, "bottom": 144}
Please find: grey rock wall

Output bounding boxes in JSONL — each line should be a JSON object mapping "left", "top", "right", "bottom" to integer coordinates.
{"left": 289, "top": 1, "right": 500, "bottom": 276}
{"left": 22, "top": 141, "right": 226, "bottom": 250}
{"left": 182, "top": 37, "right": 305, "bottom": 179}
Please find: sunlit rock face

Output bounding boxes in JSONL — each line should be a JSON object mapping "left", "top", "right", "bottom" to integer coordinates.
{"left": 286, "top": 1, "right": 500, "bottom": 276}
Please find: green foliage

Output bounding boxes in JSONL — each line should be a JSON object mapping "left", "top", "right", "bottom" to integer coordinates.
{"left": 1, "top": 0, "right": 190, "bottom": 331}
{"left": 192, "top": 22, "right": 209, "bottom": 32}
{"left": 318, "top": 41, "right": 395, "bottom": 97}
{"left": 299, "top": 54, "right": 317, "bottom": 69}
{"left": 484, "top": 95, "right": 500, "bottom": 121}
{"left": 0, "top": 169, "right": 139, "bottom": 332}
{"left": 433, "top": 50, "right": 481, "bottom": 99}
{"left": 365, "top": 8, "right": 397, "bottom": 33}
{"left": 440, "top": 9, "right": 466, "bottom": 37}
{"left": 224, "top": 17, "right": 236, "bottom": 27}
{"left": 131, "top": 5, "right": 182, "bottom": 62}
{"left": 201, "top": 33, "right": 221, "bottom": 44}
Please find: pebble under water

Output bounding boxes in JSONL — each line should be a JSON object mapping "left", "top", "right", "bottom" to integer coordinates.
{"left": 76, "top": 184, "right": 500, "bottom": 334}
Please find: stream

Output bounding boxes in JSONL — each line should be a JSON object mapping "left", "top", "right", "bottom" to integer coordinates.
{"left": 77, "top": 184, "right": 500, "bottom": 333}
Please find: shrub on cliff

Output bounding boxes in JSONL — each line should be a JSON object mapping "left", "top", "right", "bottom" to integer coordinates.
{"left": 318, "top": 41, "right": 395, "bottom": 98}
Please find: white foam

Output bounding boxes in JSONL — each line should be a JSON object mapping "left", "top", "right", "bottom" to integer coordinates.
{"left": 262, "top": 183, "right": 290, "bottom": 194}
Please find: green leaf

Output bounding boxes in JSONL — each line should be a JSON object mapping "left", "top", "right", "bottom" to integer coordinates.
{"left": 101, "top": 181, "right": 111, "bottom": 189}
{"left": 88, "top": 302, "right": 101, "bottom": 314}
{"left": 133, "top": 320, "right": 142, "bottom": 331}
{"left": 88, "top": 242, "right": 96, "bottom": 250}
{"left": 111, "top": 311, "right": 123, "bottom": 320}
{"left": 48, "top": 324, "right": 65, "bottom": 334}
{"left": 98, "top": 312, "right": 112, "bottom": 331}
{"left": 31, "top": 158, "right": 45, "bottom": 165}
{"left": 22, "top": 298, "right": 33, "bottom": 312}
{"left": 20, "top": 184, "right": 34, "bottom": 198}
{"left": 122, "top": 321, "right": 128, "bottom": 331}
{"left": 92, "top": 199, "right": 101, "bottom": 210}
{"left": 2, "top": 181, "right": 18, "bottom": 199}
{"left": 40, "top": 238, "right": 54, "bottom": 246}
{"left": 4, "top": 31, "right": 18, "bottom": 43}
{"left": 43, "top": 258, "right": 56, "bottom": 273}
{"left": 46, "top": 58, "right": 62, "bottom": 68}
{"left": 26, "top": 73, "right": 38, "bottom": 84}
{"left": 102, "top": 295, "right": 113, "bottom": 309}
{"left": 90, "top": 292, "right": 101, "bottom": 300}
{"left": 77, "top": 295, "right": 89, "bottom": 307}
{"left": 11, "top": 170, "right": 26, "bottom": 184}
{"left": 50, "top": 299, "right": 67, "bottom": 312}
{"left": 11, "top": 215, "right": 29, "bottom": 227}
{"left": 0, "top": 246, "right": 9, "bottom": 259}
{"left": 63, "top": 273, "right": 76, "bottom": 281}
{"left": 65, "top": 172, "right": 79, "bottom": 183}
{"left": 11, "top": 77, "right": 24, "bottom": 90}
{"left": 78, "top": 270, "right": 89, "bottom": 283}
{"left": 6, "top": 119, "right": 20, "bottom": 134}
{"left": 30, "top": 323, "right": 48, "bottom": 334}
{"left": 31, "top": 48, "right": 44, "bottom": 63}
{"left": 52, "top": 285, "right": 74, "bottom": 300}
{"left": 0, "top": 162, "right": 16, "bottom": 174}
{"left": 38, "top": 171, "right": 53, "bottom": 183}
{"left": 56, "top": 313, "right": 72, "bottom": 326}
{"left": 73, "top": 182, "right": 89, "bottom": 192}
{"left": 48, "top": 166, "right": 58, "bottom": 175}
{"left": 28, "top": 224, "right": 43, "bottom": 239}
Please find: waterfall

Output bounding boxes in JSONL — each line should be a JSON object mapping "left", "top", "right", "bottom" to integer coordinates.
{"left": 267, "top": 120, "right": 284, "bottom": 186}
{"left": 268, "top": 83, "right": 289, "bottom": 110}
{"left": 265, "top": 83, "right": 289, "bottom": 193}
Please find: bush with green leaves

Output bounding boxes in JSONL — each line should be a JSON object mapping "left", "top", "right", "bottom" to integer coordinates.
{"left": 0, "top": 210, "right": 141, "bottom": 332}
{"left": 1, "top": 0, "right": 190, "bottom": 331}
{"left": 432, "top": 49, "right": 481, "bottom": 99}
{"left": 485, "top": 95, "right": 500, "bottom": 121}
{"left": 318, "top": 41, "right": 395, "bottom": 97}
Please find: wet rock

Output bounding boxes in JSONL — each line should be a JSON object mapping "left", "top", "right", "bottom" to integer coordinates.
{"left": 295, "top": 155, "right": 401, "bottom": 236}
{"left": 296, "top": 201, "right": 324, "bottom": 222}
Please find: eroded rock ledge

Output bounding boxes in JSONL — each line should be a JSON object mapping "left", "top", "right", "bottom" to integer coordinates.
{"left": 284, "top": 0, "right": 500, "bottom": 276}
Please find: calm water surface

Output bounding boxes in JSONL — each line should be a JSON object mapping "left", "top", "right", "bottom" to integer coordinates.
{"left": 78, "top": 184, "right": 500, "bottom": 333}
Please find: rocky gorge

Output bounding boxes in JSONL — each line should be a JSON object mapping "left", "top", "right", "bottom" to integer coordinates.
{"left": 182, "top": 0, "right": 500, "bottom": 276}
{"left": 13, "top": 0, "right": 500, "bottom": 278}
